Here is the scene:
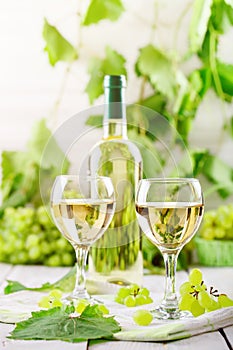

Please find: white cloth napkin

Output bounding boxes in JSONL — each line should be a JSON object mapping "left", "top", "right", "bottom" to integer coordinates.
{"left": 0, "top": 291, "right": 232, "bottom": 341}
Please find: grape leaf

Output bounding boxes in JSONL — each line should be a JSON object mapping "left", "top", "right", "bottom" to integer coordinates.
{"left": 9, "top": 305, "right": 120, "bottom": 342}
{"left": 128, "top": 129, "right": 163, "bottom": 178}
{"left": 225, "top": 0, "right": 233, "bottom": 7}
{"left": 210, "top": 0, "right": 233, "bottom": 33}
{"left": 43, "top": 19, "right": 78, "bottom": 66}
{"left": 85, "top": 46, "right": 126, "bottom": 103}
{"left": 86, "top": 115, "right": 103, "bottom": 128}
{"left": 189, "top": 0, "right": 213, "bottom": 53}
{"left": 27, "top": 118, "right": 69, "bottom": 171}
{"left": 230, "top": 116, "right": 233, "bottom": 137}
{"left": 4, "top": 266, "right": 76, "bottom": 295}
{"left": 135, "top": 44, "right": 176, "bottom": 101}
{"left": 216, "top": 60, "right": 233, "bottom": 97}
{"left": 138, "top": 93, "right": 166, "bottom": 114}
{"left": 83, "top": 0, "right": 124, "bottom": 26}
{"left": 0, "top": 118, "right": 70, "bottom": 215}
{"left": 200, "top": 153, "right": 233, "bottom": 197}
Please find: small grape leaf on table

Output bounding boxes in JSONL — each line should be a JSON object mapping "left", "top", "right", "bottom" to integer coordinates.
{"left": 9, "top": 305, "right": 121, "bottom": 342}
{"left": 4, "top": 266, "right": 76, "bottom": 295}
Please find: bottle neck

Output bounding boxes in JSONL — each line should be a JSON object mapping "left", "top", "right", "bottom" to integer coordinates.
{"left": 103, "top": 86, "right": 127, "bottom": 139}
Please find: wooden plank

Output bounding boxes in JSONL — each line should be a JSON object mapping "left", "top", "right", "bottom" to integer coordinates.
{"left": 166, "top": 331, "right": 229, "bottom": 350}
{"left": 0, "top": 263, "right": 13, "bottom": 288}
{"left": 89, "top": 331, "right": 228, "bottom": 350}
{"left": 223, "top": 326, "right": 233, "bottom": 348}
{"left": 89, "top": 340, "right": 164, "bottom": 350}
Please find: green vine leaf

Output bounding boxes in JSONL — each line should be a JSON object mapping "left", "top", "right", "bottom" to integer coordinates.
{"left": 43, "top": 19, "right": 78, "bottom": 66}
{"left": 83, "top": 0, "right": 125, "bottom": 26}
{"left": 189, "top": 0, "right": 213, "bottom": 53}
{"left": 135, "top": 44, "right": 176, "bottom": 101}
{"left": 85, "top": 46, "right": 126, "bottom": 103}
{"left": 215, "top": 60, "right": 233, "bottom": 98}
{"left": 224, "top": 116, "right": 233, "bottom": 138}
{"left": 203, "top": 155, "right": 233, "bottom": 198}
{"left": 210, "top": 0, "right": 233, "bottom": 33}
{"left": 9, "top": 305, "right": 121, "bottom": 342}
{"left": 225, "top": 0, "right": 233, "bottom": 6}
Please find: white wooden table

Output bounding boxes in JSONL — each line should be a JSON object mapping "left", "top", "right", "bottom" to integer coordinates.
{"left": 0, "top": 263, "right": 232, "bottom": 349}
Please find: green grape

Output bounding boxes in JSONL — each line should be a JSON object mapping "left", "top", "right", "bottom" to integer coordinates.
{"left": 51, "top": 299, "right": 63, "bottom": 307}
{"left": 138, "top": 287, "right": 150, "bottom": 297}
{"left": 38, "top": 296, "right": 52, "bottom": 309}
{"left": 218, "top": 294, "right": 233, "bottom": 308}
{"left": 190, "top": 300, "right": 205, "bottom": 317}
{"left": 49, "top": 289, "right": 63, "bottom": 299}
{"left": 201, "top": 228, "right": 215, "bottom": 240}
{"left": 135, "top": 294, "right": 147, "bottom": 306}
{"left": 189, "top": 268, "right": 203, "bottom": 285}
{"left": 213, "top": 228, "right": 225, "bottom": 239}
{"left": 45, "top": 254, "right": 61, "bottom": 267}
{"left": 40, "top": 241, "right": 52, "bottom": 255}
{"left": 98, "top": 304, "right": 109, "bottom": 315}
{"left": 56, "top": 237, "right": 68, "bottom": 250}
{"left": 145, "top": 296, "right": 153, "bottom": 304}
{"left": 179, "top": 281, "right": 193, "bottom": 296}
{"left": 75, "top": 299, "right": 90, "bottom": 314}
{"left": 198, "top": 291, "right": 213, "bottom": 309}
{"left": 206, "top": 299, "right": 220, "bottom": 312}
{"left": 124, "top": 295, "right": 136, "bottom": 307}
{"left": 117, "top": 287, "right": 131, "bottom": 298}
{"left": 28, "top": 246, "right": 41, "bottom": 260}
{"left": 61, "top": 252, "right": 74, "bottom": 266}
{"left": 133, "top": 310, "right": 153, "bottom": 326}
{"left": 114, "top": 296, "right": 124, "bottom": 304}
{"left": 129, "top": 284, "right": 140, "bottom": 295}
{"left": 179, "top": 294, "right": 195, "bottom": 311}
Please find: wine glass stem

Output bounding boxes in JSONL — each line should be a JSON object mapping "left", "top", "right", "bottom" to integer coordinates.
{"left": 73, "top": 245, "right": 89, "bottom": 299}
{"left": 162, "top": 252, "right": 179, "bottom": 311}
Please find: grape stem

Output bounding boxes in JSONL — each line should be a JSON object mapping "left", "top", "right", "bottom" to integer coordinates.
{"left": 210, "top": 286, "right": 219, "bottom": 297}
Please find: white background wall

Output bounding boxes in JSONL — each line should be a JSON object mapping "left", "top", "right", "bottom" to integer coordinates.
{"left": 0, "top": 0, "right": 233, "bottom": 169}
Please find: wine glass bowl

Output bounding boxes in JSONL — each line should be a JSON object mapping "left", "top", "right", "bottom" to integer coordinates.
{"left": 50, "top": 175, "right": 115, "bottom": 302}
{"left": 136, "top": 178, "right": 204, "bottom": 319}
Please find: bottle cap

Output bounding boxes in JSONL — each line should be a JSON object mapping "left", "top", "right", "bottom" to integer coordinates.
{"left": 104, "top": 75, "right": 126, "bottom": 88}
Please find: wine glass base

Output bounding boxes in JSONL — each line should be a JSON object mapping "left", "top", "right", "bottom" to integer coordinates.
{"left": 152, "top": 306, "right": 192, "bottom": 320}
{"left": 62, "top": 290, "right": 91, "bottom": 305}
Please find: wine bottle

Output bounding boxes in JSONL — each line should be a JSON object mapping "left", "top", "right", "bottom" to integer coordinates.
{"left": 88, "top": 75, "right": 143, "bottom": 285}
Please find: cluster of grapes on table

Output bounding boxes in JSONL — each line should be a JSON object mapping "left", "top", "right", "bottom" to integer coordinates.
{"left": 179, "top": 269, "right": 233, "bottom": 316}
{"left": 0, "top": 206, "right": 75, "bottom": 266}
{"left": 199, "top": 204, "right": 233, "bottom": 240}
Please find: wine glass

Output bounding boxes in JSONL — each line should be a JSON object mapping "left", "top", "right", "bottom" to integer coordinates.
{"left": 50, "top": 175, "right": 115, "bottom": 302}
{"left": 136, "top": 178, "right": 204, "bottom": 319}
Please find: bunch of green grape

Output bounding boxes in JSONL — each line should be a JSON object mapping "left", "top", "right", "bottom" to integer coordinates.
{"left": 179, "top": 268, "right": 233, "bottom": 316}
{"left": 199, "top": 204, "right": 233, "bottom": 240}
{"left": 38, "top": 290, "right": 109, "bottom": 315}
{"left": 0, "top": 206, "right": 75, "bottom": 266}
{"left": 115, "top": 284, "right": 153, "bottom": 307}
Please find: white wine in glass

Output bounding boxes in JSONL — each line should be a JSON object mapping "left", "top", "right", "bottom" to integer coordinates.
{"left": 136, "top": 178, "right": 204, "bottom": 319}
{"left": 50, "top": 175, "right": 115, "bottom": 301}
